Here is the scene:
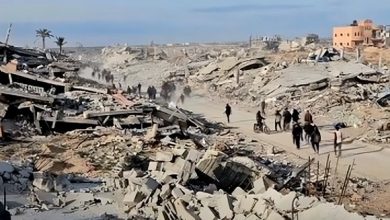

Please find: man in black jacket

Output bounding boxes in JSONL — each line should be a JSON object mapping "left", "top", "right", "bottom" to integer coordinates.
{"left": 292, "top": 122, "right": 303, "bottom": 149}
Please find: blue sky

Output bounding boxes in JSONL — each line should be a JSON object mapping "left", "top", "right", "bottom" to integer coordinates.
{"left": 0, "top": 0, "right": 389, "bottom": 47}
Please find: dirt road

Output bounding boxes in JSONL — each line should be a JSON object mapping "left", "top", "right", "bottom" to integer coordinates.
{"left": 182, "top": 92, "right": 390, "bottom": 181}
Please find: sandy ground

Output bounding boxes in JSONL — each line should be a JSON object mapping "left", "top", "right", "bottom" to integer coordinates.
{"left": 181, "top": 91, "right": 390, "bottom": 182}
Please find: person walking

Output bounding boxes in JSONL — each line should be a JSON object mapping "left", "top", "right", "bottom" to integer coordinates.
{"left": 304, "top": 110, "right": 313, "bottom": 124}
{"left": 224, "top": 104, "right": 232, "bottom": 123}
{"left": 274, "top": 110, "right": 282, "bottom": 131}
{"left": 334, "top": 126, "right": 343, "bottom": 157}
{"left": 261, "top": 99, "right": 266, "bottom": 115}
{"left": 292, "top": 108, "right": 300, "bottom": 123}
{"left": 256, "top": 110, "right": 265, "bottom": 131}
{"left": 282, "top": 108, "right": 292, "bottom": 130}
{"left": 292, "top": 122, "right": 303, "bottom": 149}
{"left": 310, "top": 125, "right": 321, "bottom": 154}
{"left": 137, "top": 83, "right": 142, "bottom": 96}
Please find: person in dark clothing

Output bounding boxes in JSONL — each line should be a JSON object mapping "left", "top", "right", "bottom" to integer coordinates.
{"left": 292, "top": 122, "right": 303, "bottom": 149}
{"left": 274, "top": 110, "right": 282, "bottom": 131}
{"left": 137, "top": 83, "right": 142, "bottom": 96}
{"left": 282, "top": 108, "right": 292, "bottom": 130}
{"left": 256, "top": 110, "right": 265, "bottom": 130}
{"left": 224, "top": 104, "right": 232, "bottom": 123}
{"left": 304, "top": 110, "right": 313, "bottom": 124}
{"left": 127, "top": 86, "right": 131, "bottom": 94}
{"left": 310, "top": 125, "right": 321, "bottom": 154}
{"left": 292, "top": 109, "right": 300, "bottom": 123}
{"left": 151, "top": 86, "right": 157, "bottom": 99}
{"left": 260, "top": 99, "right": 266, "bottom": 115}
{"left": 147, "top": 86, "right": 152, "bottom": 99}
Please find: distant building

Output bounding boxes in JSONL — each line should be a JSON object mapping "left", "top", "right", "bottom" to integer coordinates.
{"left": 333, "top": 19, "right": 384, "bottom": 49}
{"left": 302, "top": 34, "right": 319, "bottom": 45}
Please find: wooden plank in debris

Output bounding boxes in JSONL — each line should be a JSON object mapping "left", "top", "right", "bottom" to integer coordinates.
{"left": 83, "top": 109, "right": 144, "bottom": 119}
{"left": 112, "top": 93, "right": 135, "bottom": 107}
{"left": 40, "top": 116, "right": 99, "bottom": 125}
{"left": 71, "top": 85, "right": 108, "bottom": 94}
{"left": 0, "top": 87, "right": 54, "bottom": 103}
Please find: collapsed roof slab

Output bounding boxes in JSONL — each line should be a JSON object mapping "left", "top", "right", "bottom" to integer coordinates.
{"left": 0, "top": 68, "right": 67, "bottom": 94}
{"left": 0, "top": 87, "right": 54, "bottom": 104}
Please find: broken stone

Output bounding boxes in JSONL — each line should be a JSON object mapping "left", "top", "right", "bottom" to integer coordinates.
{"left": 216, "top": 194, "right": 233, "bottom": 219}
{"left": 184, "top": 149, "right": 202, "bottom": 162}
{"left": 148, "top": 161, "right": 163, "bottom": 171}
{"left": 233, "top": 213, "right": 246, "bottom": 220}
{"left": 123, "top": 169, "right": 144, "bottom": 179}
{"left": 33, "top": 172, "right": 54, "bottom": 192}
{"left": 123, "top": 190, "right": 145, "bottom": 208}
{"left": 236, "top": 196, "right": 256, "bottom": 214}
{"left": 155, "top": 152, "right": 174, "bottom": 162}
{"left": 251, "top": 177, "right": 266, "bottom": 194}
{"left": 160, "top": 184, "right": 172, "bottom": 199}
{"left": 199, "top": 206, "right": 218, "bottom": 220}
{"left": 171, "top": 187, "right": 185, "bottom": 199}
{"left": 0, "top": 162, "right": 14, "bottom": 174}
{"left": 174, "top": 199, "right": 200, "bottom": 220}
{"left": 252, "top": 199, "right": 267, "bottom": 217}
{"left": 232, "top": 187, "right": 246, "bottom": 197}
{"left": 140, "top": 177, "right": 159, "bottom": 196}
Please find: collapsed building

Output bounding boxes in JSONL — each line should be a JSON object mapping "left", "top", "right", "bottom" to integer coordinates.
{"left": 0, "top": 42, "right": 388, "bottom": 219}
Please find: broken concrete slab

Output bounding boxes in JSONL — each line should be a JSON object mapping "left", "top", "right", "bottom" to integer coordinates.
{"left": 232, "top": 187, "right": 246, "bottom": 197}
{"left": 33, "top": 172, "right": 54, "bottom": 192}
{"left": 171, "top": 187, "right": 185, "bottom": 199}
{"left": 216, "top": 194, "right": 234, "bottom": 219}
{"left": 236, "top": 196, "right": 257, "bottom": 214}
{"left": 123, "top": 190, "right": 145, "bottom": 208}
{"left": 174, "top": 199, "right": 200, "bottom": 220}
{"left": 298, "top": 203, "right": 365, "bottom": 220}
{"left": 155, "top": 152, "right": 174, "bottom": 162}
{"left": 199, "top": 206, "right": 218, "bottom": 220}
{"left": 251, "top": 177, "right": 267, "bottom": 194}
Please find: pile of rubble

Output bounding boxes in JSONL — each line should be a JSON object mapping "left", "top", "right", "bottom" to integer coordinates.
{"left": 187, "top": 47, "right": 390, "bottom": 143}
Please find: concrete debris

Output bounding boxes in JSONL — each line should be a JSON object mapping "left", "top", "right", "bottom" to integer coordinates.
{"left": 0, "top": 42, "right": 385, "bottom": 220}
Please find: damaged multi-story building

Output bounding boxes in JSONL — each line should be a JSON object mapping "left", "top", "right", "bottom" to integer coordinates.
{"left": 333, "top": 19, "right": 390, "bottom": 49}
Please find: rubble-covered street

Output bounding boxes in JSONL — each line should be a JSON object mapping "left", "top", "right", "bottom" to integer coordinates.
{"left": 1, "top": 1, "right": 390, "bottom": 217}
{"left": 0, "top": 37, "right": 389, "bottom": 220}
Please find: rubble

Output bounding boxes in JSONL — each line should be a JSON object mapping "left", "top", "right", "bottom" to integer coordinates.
{"left": 0, "top": 42, "right": 387, "bottom": 219}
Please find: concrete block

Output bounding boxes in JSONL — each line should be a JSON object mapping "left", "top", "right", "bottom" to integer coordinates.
{"left": 141, "top": 177, "right": 159, "bottom": 196}
{"left": 232, "top": 187, "right": 246, "bottom": 197}
{"left": 160, "top": 184, "right": 172, "bottom": 199}
{"left": 148, "top": 161, "right": 163, "bottom": 171}
{"left": 233, "top": 214, "right": 246, "bottom": 220}
{"left": 216, "top": 194, "right": 233, "bottom": 219}
{"left": 174, "top": 199, "right": 200, "bottom": 220}
{"left": 185, "top": 149, "right": 202, "bottom": 162}
{"left": 251, "top": 177, "right": 266, "bottom": 194}
{"left": 157, "top": 207, "right": 170, "bottom": 220}
{"left": 123, "top": 169, "right": 144, "bottom": 179}
{"left": 123, "top": 190, "right": 145, "bottom": 208}
{"left": 199, "top": 206, "right": 218, "bottom": 220}
{"left": 172, "top": 148, "right": 186, "bottom": 156}
{"left": 266, "top": 210, "right": 284, "bottom": 220}
{"left": 172, "top": 187, "right": 184, "bottom": 199}
{"left": 252, "top": 199, "right": 267, "bottom": 217}
{"left": 237, "top": 196, "right": 256, "bottom": 214}
{"left": 33, "top": 172, "right": 54, "bottom": 192}
{"left": 155, "top": 152, "right": 174, "bottom": 162}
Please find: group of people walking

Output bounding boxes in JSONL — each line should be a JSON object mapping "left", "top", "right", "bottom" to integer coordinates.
{"left": 224, "top": 103, "right": 343, "bottom": 157}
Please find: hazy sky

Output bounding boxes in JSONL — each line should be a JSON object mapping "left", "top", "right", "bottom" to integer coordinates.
{"left": 0, "top": 0, "right": 389, "bottom": 47}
